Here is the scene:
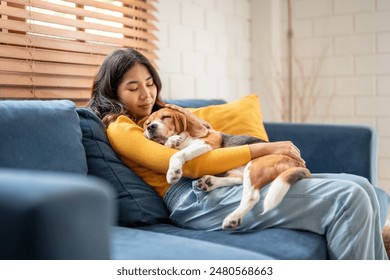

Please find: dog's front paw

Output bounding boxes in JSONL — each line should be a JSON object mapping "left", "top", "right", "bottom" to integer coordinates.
{"left": 166, "top": 166, "right": 183, "bottom": 184}
{"left": 165, "top": 135, "right": 182, "bottom": 148}
{"left": 222, "top": 213, "right": 242, "bottom": 230}
{"left": 195, "top": 175, "right": 215, "bottom": 192}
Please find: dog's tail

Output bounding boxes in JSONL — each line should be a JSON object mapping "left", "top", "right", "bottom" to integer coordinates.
{"left": 263, "top": 167, "right": 310, "bottom": 213}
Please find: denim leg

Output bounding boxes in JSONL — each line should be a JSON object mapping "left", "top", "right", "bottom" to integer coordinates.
{"left": 309, "top": 173, "right": 388, "bottom": 259}
{"left": 315, "top": 174, "right": 389, "bottom": 226}
{"left": 166, "top": 175, "right": 388, "bottom": 259}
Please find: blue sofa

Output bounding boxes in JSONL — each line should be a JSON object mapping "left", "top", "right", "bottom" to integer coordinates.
{"left": 0, "top": 99, "right": 389, "bottom": 260}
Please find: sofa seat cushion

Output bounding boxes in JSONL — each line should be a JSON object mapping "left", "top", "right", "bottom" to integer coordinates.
{"left": 0, "top": 100, "right": 87, "bottom": 174}
{"left": 111, "top": 226, "right": 273, "bottom": 260}
{"left": 77, "top": 108, "right": 169, "bottom": 226}
{"left": 139, "top": 224, "right": 328, "bottom": 260}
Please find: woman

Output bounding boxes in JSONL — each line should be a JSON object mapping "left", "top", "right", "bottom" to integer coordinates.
{"left": 88, "top": 48, "right": 388, "bottom": 260}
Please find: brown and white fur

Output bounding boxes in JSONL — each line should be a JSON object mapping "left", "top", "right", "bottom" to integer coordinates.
{"left": 140, "top": 106, "right": 311, "bottom": 230}
{"left": 383, "top": 214, "right": 390, "bottom": 259}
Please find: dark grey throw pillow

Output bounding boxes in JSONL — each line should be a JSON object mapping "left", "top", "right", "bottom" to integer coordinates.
{"left": 76, "top": 108, "right": 169, "bottom": 226}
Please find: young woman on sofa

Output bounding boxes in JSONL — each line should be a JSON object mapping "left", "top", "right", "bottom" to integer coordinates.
{"left": 88, "top": 48, "right": 389, "bottom": 260}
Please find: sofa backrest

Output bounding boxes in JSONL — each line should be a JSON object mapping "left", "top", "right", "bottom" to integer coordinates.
{"left": 265, "top": 122, "right": 378, "bottom": 185}
{"left": 0, "top": 100, "right": 87, "bottom": 174}
{"left": 164, "top": 98, "right": 226, "bottom": 108}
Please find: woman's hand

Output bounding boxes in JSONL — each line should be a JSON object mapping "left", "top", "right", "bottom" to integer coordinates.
{"left": 249, "top": 141, "right": 305, "bottom": 164}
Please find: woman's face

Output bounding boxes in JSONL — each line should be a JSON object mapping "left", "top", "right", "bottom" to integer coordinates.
{"left": 117, "top": 63, "right": 157, "bottom": 121}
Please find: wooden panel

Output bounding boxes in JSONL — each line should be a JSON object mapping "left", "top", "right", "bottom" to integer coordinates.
{"left": 0, "top": 19, "right": 157, "bottom": 50}
{"left": 1, "top": 5, "right": 157, "bottom": 40}
{"left": 6, "top": 0, "right": 157, "bottom": 30}
{"left": 0, "top": 0, "right": 158, "bottom": 102}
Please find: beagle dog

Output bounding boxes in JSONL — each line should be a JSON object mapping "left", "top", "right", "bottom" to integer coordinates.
{"left": 140, "top": 106, "right": 310, "bottom": 229}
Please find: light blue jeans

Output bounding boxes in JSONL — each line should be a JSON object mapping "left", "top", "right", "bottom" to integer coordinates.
{"left": 164, "top": 173, "right": 389, "bottom": 260}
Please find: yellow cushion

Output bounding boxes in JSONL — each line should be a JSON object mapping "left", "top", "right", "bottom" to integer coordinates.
{"left": 189, "top": 94, "right": 269, "bottom": 141}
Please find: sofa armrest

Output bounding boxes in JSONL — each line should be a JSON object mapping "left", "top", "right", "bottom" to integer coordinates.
{"left": 264, "top": 122, "right": 377, "bottom": 185}
{"left": 0, "top": 169, "right": 115, "bottom": 259}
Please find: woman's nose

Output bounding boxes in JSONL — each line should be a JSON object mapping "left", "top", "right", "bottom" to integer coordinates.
{"left": 139, "top": 85, "right": 150, "bottom": 99}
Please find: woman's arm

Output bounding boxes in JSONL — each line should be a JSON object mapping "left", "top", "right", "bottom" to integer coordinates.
{"left": 249, "top": 141, "right": 304, "bottom": 163}
{"left": 107, "top": 115, "right": 305, "bottom": 178}
{"left": 106, "top": 116, "right": 251, "bottom": 178}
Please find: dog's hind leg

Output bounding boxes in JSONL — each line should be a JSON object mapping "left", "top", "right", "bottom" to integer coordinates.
{"left": 196, "top": 167, "right": 244, "bottom": 192}
{"left": 222, "top": 162, "right": 260, "bottom": 230}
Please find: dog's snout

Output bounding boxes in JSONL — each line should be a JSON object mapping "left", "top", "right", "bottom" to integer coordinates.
{"left": 147, "top": 123, "right": 157, "bottom": 133}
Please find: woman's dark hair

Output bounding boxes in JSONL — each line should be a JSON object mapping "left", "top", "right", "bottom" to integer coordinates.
{"left": 88, "top": 48, "right": 165, "bottom": 121}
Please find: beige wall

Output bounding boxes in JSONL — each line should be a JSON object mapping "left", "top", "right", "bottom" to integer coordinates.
{"left": 156, "top": 0, "right": 390, "bottom": 194}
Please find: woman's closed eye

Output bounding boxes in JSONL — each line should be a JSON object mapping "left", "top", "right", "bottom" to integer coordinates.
{"left": 126, "top": 82, "right": 139, "bottom": 92}
{"left": 127, "top": 82, "right": 153, "bottom": 92}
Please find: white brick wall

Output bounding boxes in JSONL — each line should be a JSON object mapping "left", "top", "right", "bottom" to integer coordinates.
{"left": 155, "top": 0, "right": 390, "bottom": 194}
{"left": 268, "top": 0, "right": 390, "bottom": 194}
{"left": 155, "top": 0, "right": 252, "bottom": 101}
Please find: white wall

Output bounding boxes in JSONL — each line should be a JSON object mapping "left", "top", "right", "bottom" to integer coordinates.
{"left": 155, "top": 0, "right": 252, "bottom": 101}
{"left": 260, "top": 0, "right": 390, "bottom": 194}
{"left": 156, "top": 0, "right": 390, "bottom": 194}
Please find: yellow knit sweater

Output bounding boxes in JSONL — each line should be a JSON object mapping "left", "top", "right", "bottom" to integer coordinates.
{"left": 106, "top": 115, "right": 251, "bottom": 197}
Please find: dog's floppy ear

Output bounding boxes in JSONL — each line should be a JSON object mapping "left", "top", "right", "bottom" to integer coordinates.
{"left": 186, "top": 115, "right": 210, "bottom": 138}
{"left": 137, "top": 116, "right": 149, "bottom": 128}
{"left": 166, "top": 103, "right": 212, "bottom": 130}
{"left": 172, "top": 110, "right": 209, "bottom": 138}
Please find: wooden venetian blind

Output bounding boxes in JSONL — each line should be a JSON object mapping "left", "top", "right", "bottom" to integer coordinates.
{"left": 0, "top": 0, "right": 158, "bottom": 105}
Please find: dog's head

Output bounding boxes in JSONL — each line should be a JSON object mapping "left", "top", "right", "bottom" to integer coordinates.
{"left": 139, "top": 107, "right": 210, "bottom": 144}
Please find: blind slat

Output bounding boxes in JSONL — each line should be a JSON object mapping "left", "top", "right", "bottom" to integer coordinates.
{"left": 0, "top": 45, "right": 105, "bottom": 65}
{"left": 34, "top": 89, "right": 91, "bottom": 99}
{"left": 0, "top": 58, "right": 98, "bottom": 76}
{"left": 0, "top": 73, "right": 93, "bottom": 88}
{"left": 122, "top": 0, "right": 158, "bottom": 12}
{"left": 0, "top": 88, "right": 35, "bottom": 99}
{"left": 0, "top": 87, "right": 91, "bottom": 100}
{"left": 0, "top": 33, "right": 118, "bottom": 55}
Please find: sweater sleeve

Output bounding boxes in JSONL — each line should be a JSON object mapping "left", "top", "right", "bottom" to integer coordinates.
{"left": 106, "top": 115, "right": 252, "bottom": 178}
